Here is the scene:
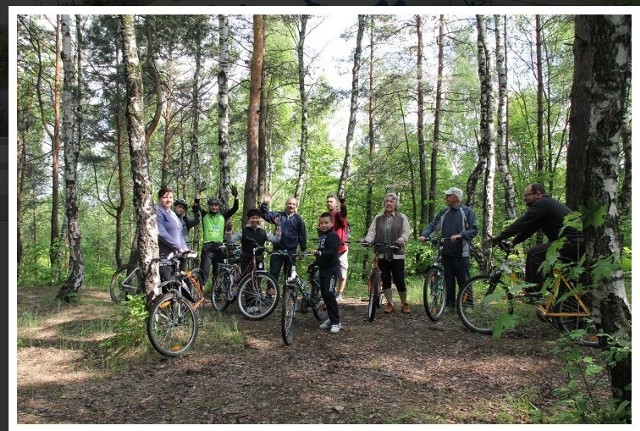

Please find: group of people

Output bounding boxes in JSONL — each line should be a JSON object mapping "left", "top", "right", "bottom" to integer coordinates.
{"left": 155, "top": 180, "right": 584, "bottom": 335}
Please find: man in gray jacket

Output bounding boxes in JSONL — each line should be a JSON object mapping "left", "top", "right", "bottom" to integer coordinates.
{"left": 418, "top": 187, "right": 478, "bottom": 308}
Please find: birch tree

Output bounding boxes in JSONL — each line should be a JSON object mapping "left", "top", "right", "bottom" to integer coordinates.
{"left": 568, "top": 15, "right": 631, "bottom": 403}
{"left": 338, "top": 15, "right": 364, "bottom": 199}
{"left": 56, "top": 14, "right": 84, "bottom": 301}
{"left": 415, "top": 14, "right": 428, "bottom": 226}
{"left": 120, "top": 14, "right": 160, "bottom": 303}
{"left": 293, "top": 15, "right": 309, "bottom": 200}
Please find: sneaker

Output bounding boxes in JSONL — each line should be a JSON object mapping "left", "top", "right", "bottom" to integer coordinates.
{"left": 335, "top": 293, "right": 343, "bottom": 303}
{"left": 330, "top": 323, "right": 342, "bottom": 333}
{"left": 246, "top": 306, "right": 260, "bottom": 314}
{"left": 384, "top": 303, "right": 395, "bottom": 314}
{"left": 401, "top": 303, "right": 411, "bottom": 314}
{"left": 319, "top": 318, "right": 331, "bottom": 330}
{"left": 267, "top": 287, "right": 276, "bottom": 297}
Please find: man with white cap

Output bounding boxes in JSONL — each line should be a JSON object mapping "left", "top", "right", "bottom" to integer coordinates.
{"left": 418, "top": 186, "right": 478, "bottom": 308}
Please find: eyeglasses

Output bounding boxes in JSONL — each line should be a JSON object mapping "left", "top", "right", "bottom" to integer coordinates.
{"left": 523, "top": 192, "right": 535, "bottom": 198}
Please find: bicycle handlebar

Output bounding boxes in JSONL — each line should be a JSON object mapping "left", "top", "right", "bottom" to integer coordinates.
{"left": 358, "top": 241, "right": 401, "bottom": 250}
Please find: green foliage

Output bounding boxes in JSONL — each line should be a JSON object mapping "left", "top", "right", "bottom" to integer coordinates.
{"left": 100, "top": 294, "right": 149, "bottom": 357}
{"left": 549, "top": 334, "right": 631, "bottom": 423}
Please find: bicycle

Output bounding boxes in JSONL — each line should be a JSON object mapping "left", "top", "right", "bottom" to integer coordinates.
{"left": 146, "top": 250, "right": 205, "bottom": 357}
{"left": 211, "top": 242, "right": 279, "bottom": 320}
{"left": 109, "top": 264, "right": 142, "bottom": 303}
{"left": 277, "top": 250, "right": 328, "bottom": 345}
{"left": 360, "top": 241, "right": 400, "bottom": 322}
{"left": 421, "top": 237, "right": 447, "bottom": 322}
{"left": 456, "top": 240, "right": 599, "bottom": 347}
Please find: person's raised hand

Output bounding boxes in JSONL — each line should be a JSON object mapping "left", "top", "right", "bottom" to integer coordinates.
{"left": 230, "top": 185, "right": 238, "bottom": 198}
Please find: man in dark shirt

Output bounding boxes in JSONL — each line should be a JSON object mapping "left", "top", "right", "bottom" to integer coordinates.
{"left": 491, "top": 183, "right": 584, "bottom": 289}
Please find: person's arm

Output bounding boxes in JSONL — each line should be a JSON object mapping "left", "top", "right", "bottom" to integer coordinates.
{"left": 339, "top": 197, "right": 347, "bottom": 219}
{"left": 395, "top": 213, "right": 411, "bottom": 245}
{"left": 363, "top": 217, "right": 378, "bottom": 243}
{"left": 298, "top": 217, "right": 307, "bottom": 251}
{"left": 461, "top": 208, "right": 478, "bottom": 240}
{"left": 420, "top": 210, "right": 443, "bottom": 238}
{"left": 266, "top": 229, "right": 281, "bottom": 244}
{"left": 157, "top": 211, "right": 184, "bottom": 251}
{"left": 259, "top": 200, "right": 278, "bottom": 224}
{"left": 317, "top": 232, "right": 339, "bottom": 262}
{"left": 186, "top": 205, "right": 202, "bottom": 229}
{"left": 493, "top": 202, "right": 545, "bottom": 244}
{"left": 227, "top": 230, "right": 242, "bottom": 244}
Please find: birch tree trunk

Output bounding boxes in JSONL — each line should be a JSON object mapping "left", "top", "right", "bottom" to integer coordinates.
{"left": 569, "top": 15, "right": 631, "bottom": 403}
{"left": 535, "top": 15, "right": 544, "bottom": 180}
{"left": 294, "top": 15, "right": 309, "bottom": 201}
{"left": 472, "top": 15, "right": 496, "bottom": 273}
{"left": 338, "top": 15, "right": 364, "bottom": 199}
{"left": 429, "top": 14, "right": 445, "bottom": 222}
{"left": 245, "top": 15, "right": 264, "bottom": 215}
{"left": 415, "top": 15, "right": 428, "bottom": 227}
{"left": 218, "top": 15, "right": 231, "bottom": 206}
{"left": 57, "top": 14, "right": 85, "bottom": 302}
{"left": 120, "top": 14, "right": 160, "bottom": 303}
{"left": 494, "top": 14, "right": 517, "bottom": 219}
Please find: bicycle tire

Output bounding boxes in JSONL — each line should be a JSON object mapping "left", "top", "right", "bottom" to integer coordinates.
{"left": 147, "top": 292, "right": 198, "bottom": 357}
{"left": 457, "top": 275, "right": 513, "bottom": 335}
{"left": 309, "top": 279, "right": 328, "bottom": 322}
{"left": 554, "top": 287, "right": 599, "bottom": 348}
{"left": 109, "top": 265, "right": 142, "bottom": 303}
{"left": 423, "top": 267, "right": 446, "bottom": 321}
{"left": 367, "top": 268, "right": 382, "bottom": 322}
{"left": 236, "top": 272, "right": 279, "bottom": 320}
{"left": 281, "top": 286, "right": 296, "bottom": 345}
{"left": 211, "top": 270, "right": 232, "bottom": 312}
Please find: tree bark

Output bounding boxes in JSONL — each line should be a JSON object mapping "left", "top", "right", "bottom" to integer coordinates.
{"left": 415, "top": 15, "right": 428, "bottom": 227}
{"left": 569, "top": 14, "right": 631, "bottom": 404}
{"left": 57, "top": 14, "right": 85, "bottom": 302}
{"left": 294, "top": 15, "right": 309, "bottom": 201}
{"left": 535, "top": 15, "right": 544, "bottom": 181}
{"left": 338, "top": 15, "right": 364, "bottom": 199}
{"left": 429, "top": 14, "right": 445, "bottom": 222}
{"left": 245, "top": 15, "right": 264, "bottom": 217}
{"left": 494, "top": 14, "right": 517, "bottom": 219}
{"left": 120, "top": 14, "right": 160, "bottom": 303}
{"left": 218, "top": 15, "right": 232, "bottom": 208}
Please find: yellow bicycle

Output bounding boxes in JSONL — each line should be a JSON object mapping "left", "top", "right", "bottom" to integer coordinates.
{"left": 456, "top": 240, "right": 598, "bottom": 347}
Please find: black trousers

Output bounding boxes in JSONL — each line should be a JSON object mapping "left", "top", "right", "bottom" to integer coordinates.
{"left": 526, "top": 241, "right": 584, "bottom": 289}
{"left": 441, "top": 255, "right": 471, "bottom": 307}
{"left": 200, "top": 242, "right": 224, "bottom": 286}
{"left": 377, "top": 258, "right": 407, "bottom": 292}
{"left": 319, "top": 266, "right": 340, "bottom": 325}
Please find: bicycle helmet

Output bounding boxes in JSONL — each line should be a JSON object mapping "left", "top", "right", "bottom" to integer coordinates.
{"left": 207, "top": 197, "right": 222, "bottom": 206}
{"left": 173, "top": 198, "right": 188, "bottom": 209}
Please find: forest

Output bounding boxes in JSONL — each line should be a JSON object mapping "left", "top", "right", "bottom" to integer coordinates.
{"left": 14, "top": 12, "right": 631, "bottom": 422}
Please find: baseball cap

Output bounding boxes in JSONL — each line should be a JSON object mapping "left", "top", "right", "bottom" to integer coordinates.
{"left": 443, "top": 187, "right": 463, "bottom": 200}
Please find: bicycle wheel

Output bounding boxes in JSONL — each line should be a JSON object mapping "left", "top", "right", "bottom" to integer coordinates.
{"left": 554, "top": 288, "right": 599, "bottom": 348}
{"left": 109, "top": 265, "right": 141, "bottom": 303}
{"left": 367, "top": 268, "right": 382, "bottom": 322}
{"left": 423, "top": 267, "right": 446, "bottom": 321}
{"left": 147, "top": 292, "right": 198, "bottom": 357}
{"left": 236, "top": 272, "right": 279, "bottom": 320}
{"left": 456, "top": 275, "right": 513, "bottom": 335}
{"left": 211, "top": 270, "right": 232, "bottom": 312}
{"left": 281, "top": 286, "right": 296, "bottom": 345}
{"left": 309, "top": 279, "right": 328, "bottom": 322}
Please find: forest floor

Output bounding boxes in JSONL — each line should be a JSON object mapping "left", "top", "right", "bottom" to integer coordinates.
{"left": 15, "top": 285, "right": 612, "bottom": 425}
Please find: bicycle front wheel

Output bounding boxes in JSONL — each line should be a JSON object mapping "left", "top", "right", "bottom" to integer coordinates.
{"left": 147, "top": 292, "right": 198, "bottom": 357}
{"left": 308, "top": 279, "right": 328, "bottom": 322}
{"left": 457, "top": 275, "right": 512, "bottom": 335}
{"left": 554, "top": 288, "right": 599, "bottom": 348}
{"left": 423, "top": 267, "right": 446, "bottom": 321}
{"left": 211, "top": 270, "right": 232, "bottom": 312}
{"left": 236, "top": 272, "right": 279, "bottom": 320}
{"left": 109, "top": 265, "right": 141, "bottom": 303}
{"left": 367, "top": 268, "right": 382, "bottom": 322}
{"left": 281, "top": 286, "right": 296, "bottom": 345}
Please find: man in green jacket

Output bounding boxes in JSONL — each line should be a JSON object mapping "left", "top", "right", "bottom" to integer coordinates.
{"left": 199, "top": 185, "right": 239, "bottom": 289}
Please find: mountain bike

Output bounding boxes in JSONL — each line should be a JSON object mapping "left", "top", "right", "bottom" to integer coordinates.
{"left": 277, "top": 250, "right": 328, "bottom": 345}
{"left": 456, "top": 240, "right": 598, "bottom": 347}
{"left": 212, "top": 242, "right": 279, "bottom": 320}
{"left": 421, "top": 237, "right": 447, "bottom": 321}
{"left": 360, "top": 241, "right": 400, "bottom": 322}
{"left": 146, "top": 251, "right": 204, "bottom": 357}
{"left": 109, "top": 264, "right": 142, "bottom": 303}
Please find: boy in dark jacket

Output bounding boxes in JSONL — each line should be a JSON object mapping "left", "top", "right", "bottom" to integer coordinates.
{"left": 314, "top": 212, "right": 342, "bottom": 333}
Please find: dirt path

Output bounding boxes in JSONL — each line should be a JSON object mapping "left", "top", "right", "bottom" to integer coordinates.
{"left": 16, "top": 290, "right": 608, "bottom": 424}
